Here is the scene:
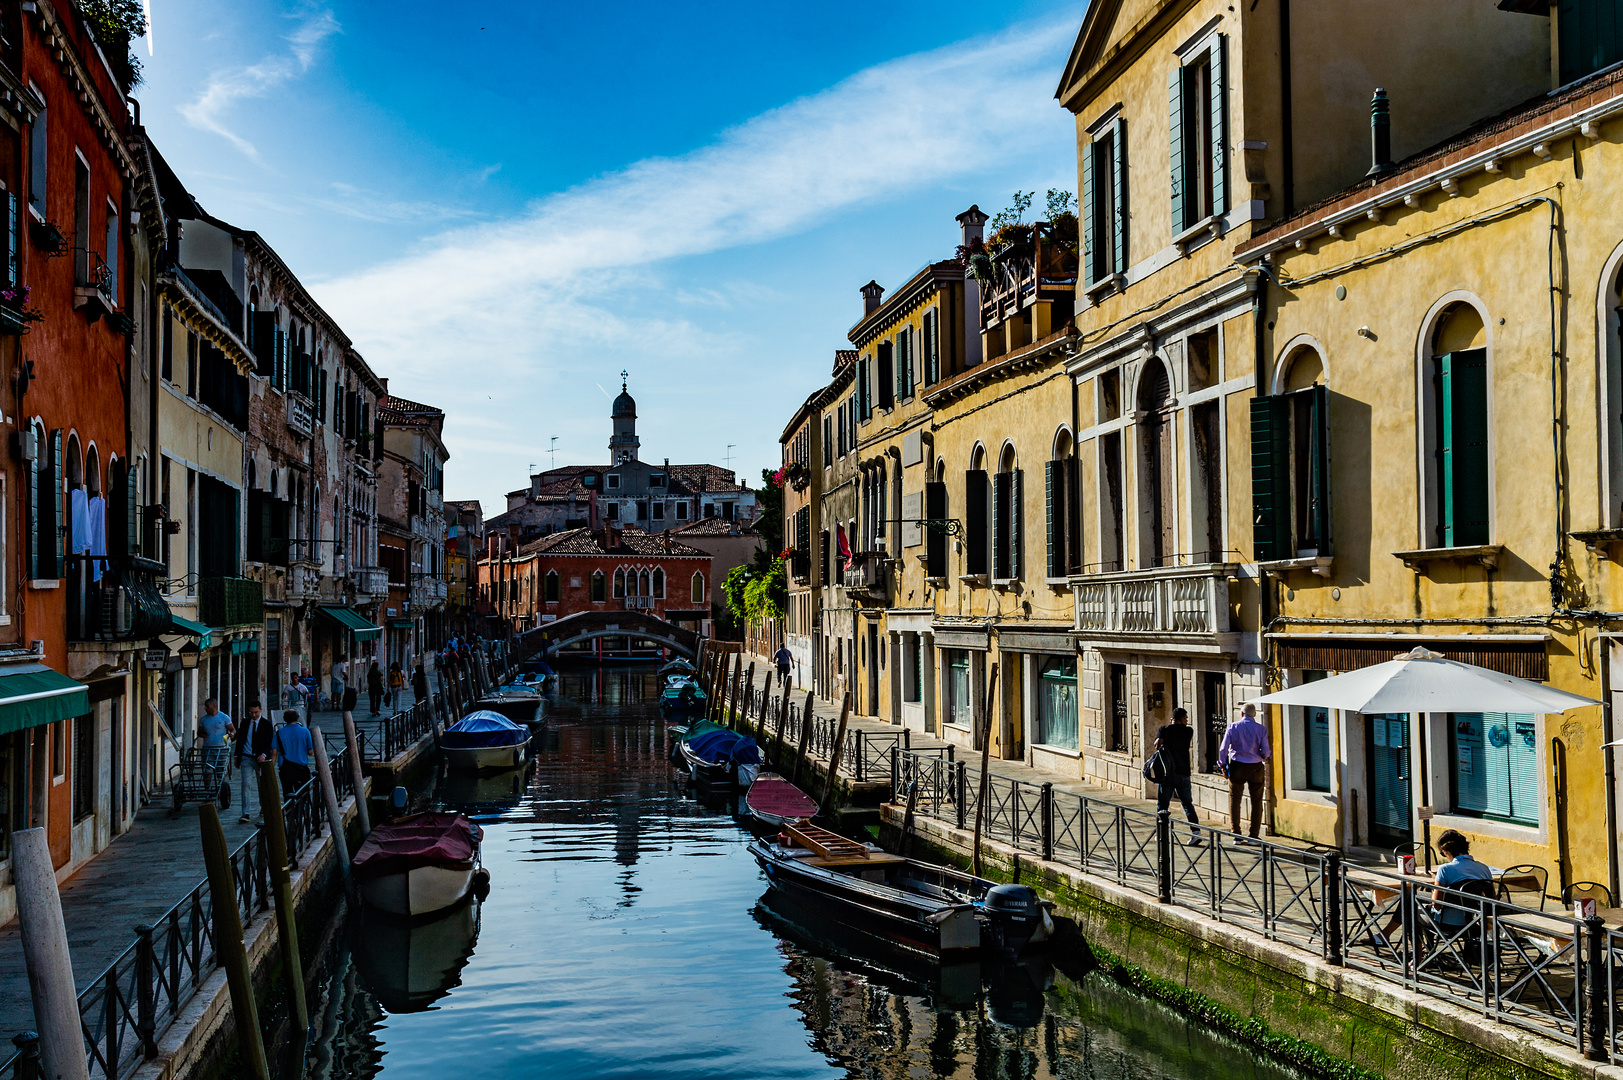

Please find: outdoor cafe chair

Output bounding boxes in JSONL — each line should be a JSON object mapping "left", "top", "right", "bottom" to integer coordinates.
{"left": 1496, "top": 864, "right": 1548, "bottom": 911}
{"left": 1563, "top": 881, "right": 1613, "bottom": 909}
{"left": 1394, "top": 841, "right": 1439, "bottom": 870}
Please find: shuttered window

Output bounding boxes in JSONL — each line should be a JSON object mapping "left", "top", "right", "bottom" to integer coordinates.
{"left": 992, "top": 469, "right": 1022, "bottom": 580}
{"left": 1438, "top": 349, "right": 1489, "bottom": 547}
{"left": 925, "top": 481, "right": 947, "bottom": 578}
{"left": 877, "top": 343, "right": 894, "bottom": 410}
{"left": 1082, "top": 121, "right": 1127, "bottom": 285}
{"left": 1045, "top": 460, "right": 1064, "bottom": 578}
{"left": 858, "top": 359, "right": 872, "bottom": 421}
{"left": 965, "top": 470, "right": 988, "bottom": 576}
{"left": 1251, "top": 396, "right": 1291, "bottom": 562}
{"left": 922, "top": 310, "right": 939, "bottom": 385}
{"left": 1251, "top": 386, "right": 1330, "bottom": 561}
{"left": 822, "top": 415, "right": 832, "bottom": 466}
{"left": 1170, "top": 35, "right": 1227, "bottom": 237}
{"left": 1559, "top": 0, "right": 1623, "bottom": 85}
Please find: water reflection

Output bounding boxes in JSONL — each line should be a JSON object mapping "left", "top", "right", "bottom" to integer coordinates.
{"left": 296, "top": 665, "right": 1303, "bottom": 1080}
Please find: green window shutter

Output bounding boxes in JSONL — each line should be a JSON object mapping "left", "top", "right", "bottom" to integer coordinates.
{"left": 1011, "top": 468, "right": 1023, "bottom": 579}
{"left": 124, "top": 466, "right": 139, "bottom": 557}
{"left": 992, "top": 471, "right": 1007, "bottom": 578}
{"left": 1250, "top": 396, "right": 1291, "bottom": 561}
{"left": 925, "top": 481, "right": 947, "bottom": 578}
{"left": 1440, "top": 349, "right": 1490, "bottom": 546}
{"left": 1065, "top": 456, "right": 1083, "bottom": 574}
{"left": 965, "top": 470, "right": 988, "bottom": 575}
{"left": 48, "top": 430, "right": 62, "bottom": 579}
{"left": 1169, "top": 67, "right": 1186, "bottom": 236}
{"left": 1081, "top": 132, "right": 1097, "bottom": 285}
{"left": 1045, "top": 461, "right": 1061, "bottom": 578}
{"left": 924, "top": 311, "right": 938, "bottom": 385}
{"left": 26, "top": 439, "right": 37, "bottom": 580}
{"left": 1309, "top": 384, "right": 1331, "bottom": 554}
{"left": 1111, "top": 117, "right": 1128, "bottom": 275}
{"left": 1209, "top": 35, "right": 1229, "bottom": 217}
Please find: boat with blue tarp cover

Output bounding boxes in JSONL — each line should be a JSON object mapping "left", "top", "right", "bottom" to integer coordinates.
{"left": 660, "top": 675, "right": 707, "bottom": 723}
{"left": 442, "top": 711, "right": 531, "bottom": 771}
{"left": 676, "top": 724, "right": 761, "bottom": 788}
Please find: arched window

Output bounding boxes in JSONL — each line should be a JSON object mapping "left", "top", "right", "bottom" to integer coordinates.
{"left": 30, "top": 424, "right": 61, "bottom": 580}
{"left": 1253, "top": 342, "right": 1330, "bottom": 561}
{"left": 992, "top": 443, "right": 1022, "bottom": 581}
{"left": 591, "top": 570, "right": 606, "bottom": 603}
{"left": 690, "top": 571, "right": 704, "bottom": 604}
{"left": 965, "top": 445, "right": 988, "bottom": 576}
{"left": 639, "top": 569, "right": 650, "bottom": 597}
{"left": 613, "top": 568, "right": 626, "bottom": 598}
{"left": 1136, "top": 357, "right": 1175, "bottom": 567}
{"left": 544, "top": 570, "right": 560, "bottom": 602}
{"left": 1046, "top": 430, "right": 1078, "bottom": 578}
{"left": 1425, "top": 302, "right": 1490, "bottom": 547}
{"left": 652, "top": 567, "right": 665, "bottom": 598}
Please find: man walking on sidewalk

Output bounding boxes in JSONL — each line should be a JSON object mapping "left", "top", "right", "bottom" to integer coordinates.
{"left": 1218, "top": 703, "right": 1271, "bottom": 842}
{"left": 1153, "top": 708, "right": 1202, "bottom": 845}
{"left": 274, "top": 709, "right": 314, "bottom": 794}
{"left": 773, "top": 643, "right": 793, "bottom": 687}
{"left": 236, "top": 701, "right": 273, "bottom": 824}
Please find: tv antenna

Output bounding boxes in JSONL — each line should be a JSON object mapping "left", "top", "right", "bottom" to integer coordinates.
{"left": 725, "top": 444, "right": 736, "bottom": 472}
{"left": 549, "top": 437, "right": 558, "bottom": 471}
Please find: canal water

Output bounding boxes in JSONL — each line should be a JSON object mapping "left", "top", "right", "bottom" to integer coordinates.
{"left": 304, "top": 666, "right": 1305, "bottom": 1080}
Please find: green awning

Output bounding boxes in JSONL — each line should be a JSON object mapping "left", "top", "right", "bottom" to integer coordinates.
{"left": 390, "top": 619, "right": 414, "bottom": 629}
{"left": 168, "top": 615, "right": 213, "bottom": 650}
{"left": 0, "top": 665, "right": 91, "bottom": 736}
{"left": 318, "top": 606, "right": 383, "bottom": 643}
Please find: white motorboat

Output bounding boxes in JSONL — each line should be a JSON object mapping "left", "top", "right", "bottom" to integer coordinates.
{"left": 353, "top": 812, "right": 486, "bottom": 918}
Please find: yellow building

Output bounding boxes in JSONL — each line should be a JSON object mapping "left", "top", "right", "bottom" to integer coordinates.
{"left": 1236, "top": 13, "right": 1623, "bottom": 891}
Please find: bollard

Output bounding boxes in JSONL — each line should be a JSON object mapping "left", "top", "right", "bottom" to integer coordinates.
{"left": 307, "top": 721, "right": 351, "bottom": 880}
{"left": 258, "top": 766, "right": 309, "bottom": 1036}
{"left": 1585, "top": 913, "right": 1608, "bottom": 1060}
{"left": 340, "top": 709, "right": 371, "bottom": 838}
{"left": 819, "top": 693, "right": 852, "bottom": 817}
{"left": 10, "top": 1033, "right": 40, "bottom": 1080}
{"left": 12, "top": 829, "right": 88, "bottom": 1080}
{"left": 1324, "top": 852, "right": 1345, "bottom": 966}
{"left": 198, "top": 805, "right": 270, "bottom": 1080}
{"left": 134, "top": 924, "right": 157, "bottom": 1058}
{"left": 1156, "top": 809, "right": 1173, "bottom": 903}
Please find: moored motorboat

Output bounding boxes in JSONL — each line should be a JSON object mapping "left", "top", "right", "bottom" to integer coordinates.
{"left": 660, "top": 675, "right": 707, "bottom": 723}
{"left": 353, "top": 812, "right": 486, "bottom": 918}
{"left": 677, "top": 725, "right": 761, "bottom": 788}
{"left": 477, "top": 688, "right": 544, "bottom": 729}
{"left": 745, "top": 772, "right": 818, "bottom": 828}
{"left": 658, "top": 658, "right": 696, "bottom": 677}
{"left": 750, "top": 822, "right": 1054, "bottom": 958}
{"left": 442, "top": 711, "right": 531, "bottom": 771}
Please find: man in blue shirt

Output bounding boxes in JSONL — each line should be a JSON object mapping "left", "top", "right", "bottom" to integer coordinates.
{"left": 1433, "top": 829, "right": 1495, "bottom": 928}
{"left": 274, "top": 709, "right": 314, "bottom": 794}
{"left": 196, "top": 698, "right": 233, "bottom": 754}
{"left": 1217, "top": 702, "right": 1271, "bottom": 842}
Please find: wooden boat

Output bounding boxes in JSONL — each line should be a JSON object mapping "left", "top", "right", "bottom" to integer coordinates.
{"left": 442, "top": 711, "right": 531, "bottom": 771}
{"left": 353, "top": 812, "right": 486, "bottom": 918}
{"left": 745, "top": 772, "right": 818, "bottom": 828}
{"left": 749, "top": 822, "right": 1054, "bottom": 958}
{"left": 660, "top": 676, "right": 707, "bottom": 723}
{"left": 353, "top": 894, "right": 481, "bottom": 1012}
{"left": 476, "top": 688, "right": 544, "bottom": 729}
{"left": 676, "top": 725, "right": 761, "bottom": 789}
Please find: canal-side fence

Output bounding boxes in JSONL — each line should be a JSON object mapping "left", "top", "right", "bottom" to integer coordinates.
{"left": 735, "top": 686, "right": 948, "bottom": 785}
{"left": 893, "top": 746, "right": 1623, "bottom": 1064}
{"left": 3, "top": 762, "right": 359, "bottom": 1080}
{"left": 366, "top": 659, "right": 514, "bottom": 763}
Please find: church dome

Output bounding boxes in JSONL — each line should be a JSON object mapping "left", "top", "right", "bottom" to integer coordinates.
{"left": 612, "top": 378, "right": 636, "bottom": 419}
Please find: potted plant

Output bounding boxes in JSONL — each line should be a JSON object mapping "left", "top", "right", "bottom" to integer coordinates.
{"left": 0, "top": 285, "right": 43, "bottom": 335}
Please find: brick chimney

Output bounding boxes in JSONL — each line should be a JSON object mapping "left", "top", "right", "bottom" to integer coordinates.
{"left": 861, "top": 280, "right": 884, "bottom": 316}
{"left": 956, "top": 205, "right": 989, "bottom": 369}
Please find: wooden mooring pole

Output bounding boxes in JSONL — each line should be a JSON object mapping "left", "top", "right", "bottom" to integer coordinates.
{"left": 774, "top": 686, "right": 792, "bottom": 768}
{"left": 257, "top": 766, "right": 309, "bottom": 1036}
{"left": 791, "top": 691, "right": 815, "bottom": 788}
{"left": 741, "top": 663, "right": 756, "bottom": 734}
{"left": 307, "top": 720, "right": 351, "bottom": 882}
{"left": 971, "top": 663, "right": 1000, "bottom": 878}
{"left": 340, "top": 706, "right": 371, "bottom": 837}
{"left": 12, "top": 828, "right": 88, "bottom": 1080}
{"left": 819, "top": 692, "right": 852, "bottom": 817}
{"left": 199, "top": 804, "right": 271, "bottom": 1080}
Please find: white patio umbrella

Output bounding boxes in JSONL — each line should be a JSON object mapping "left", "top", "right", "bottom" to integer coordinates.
{"left": 1248, "top": 647, "right": 1599, "bottom": 714}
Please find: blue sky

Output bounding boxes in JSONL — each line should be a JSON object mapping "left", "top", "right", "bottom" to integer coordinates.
{"left": 135, "top": 1, "right": 1083, "bottom": 512}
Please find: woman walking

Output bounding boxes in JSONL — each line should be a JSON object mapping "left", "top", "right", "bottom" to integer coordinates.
{"left": 367, "top": 661, "right": 385, "bottom": 716}
{"left": 388, "top": 661, "right": 404, "bottom": 708}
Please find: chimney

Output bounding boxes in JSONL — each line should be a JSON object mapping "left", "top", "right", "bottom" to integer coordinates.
{"left": 957, "top": 205, "right": 989, "bottom": 369}
{"left": 1366, "top": 88, "right": 1394, "bottom": 177}
{"left": 860, "top": 280, "right": 884, "bottom": 316}
{"left": 956, "top": 204, "right": 988, "bottom": 249}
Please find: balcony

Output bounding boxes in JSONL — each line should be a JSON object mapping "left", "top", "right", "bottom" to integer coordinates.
{"left": 199, "top": 576, "right": 264, "bottom": 628}
{"left": 976, "top": 220, "right": 1078, "bottom": 333}
{"left": 286, "top": 560, "right": 322, "bottom": 602}
{"left": 623, "top": 596, "right": 658, "bottom": 611}
{"left": 286, "top": 394, "right": 314, "bottom": 439}
{"left": 348, "top": 566, "right": 388, "bottom": 603}
{"left": 67, "top": 557, "right": 172, "bottom": 642}
{"left": 844, "top": 552, "right": 889, "bottom": 602}
{"left": 1072, "top": 563, "right": 1238, "bottom": 648}
{"left": 73, "top": 248, "right": 116, "bottom": 320}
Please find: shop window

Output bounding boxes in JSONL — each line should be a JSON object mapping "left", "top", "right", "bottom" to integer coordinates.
{"left": 1451, "top": 713, "right": 1538, "bottom": 826}
{"left": 1288, "top": 671, "right": 1331, "bottom": 792}
{"left": 1035, "top": 655, "right": 1079, "bottom": 750}
{"left": 944, "top": 650, "right": 971, "bottom": 728}
{"left": 1199, "top": 670, "right": 1227, "bottom": 773}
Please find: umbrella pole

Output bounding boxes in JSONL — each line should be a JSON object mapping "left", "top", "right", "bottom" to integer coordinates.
{"left": 1417, "top": 713, "right": 1432, "bottom": 872}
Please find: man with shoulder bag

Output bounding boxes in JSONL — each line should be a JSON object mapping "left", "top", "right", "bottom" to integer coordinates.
{"left": 1150, "top": 707, "right": 1203, "bottom": 845}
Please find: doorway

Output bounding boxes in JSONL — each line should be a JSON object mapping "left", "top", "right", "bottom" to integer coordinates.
{"left": 1367, "top": 713, "right": 1413, "bottom": 847}
{"left": 1199, "top": 670, "right": 1227, "bottom": 774}
{"left": 1142, "top": 666, "right": 1177, "bottom": 762}
{"left": 1108, "top": 663, "right": 1128, "bottom": 753}
{"left": 866, "top": 623, "right": 879, "bottom": 716}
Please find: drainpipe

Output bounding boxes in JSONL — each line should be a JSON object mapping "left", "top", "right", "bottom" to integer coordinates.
{"left": 1603, "top": 637, "right": 1620, "bottom": 902}
{"left": 1278, "top": 0, "right": 1294, "bottom": 215}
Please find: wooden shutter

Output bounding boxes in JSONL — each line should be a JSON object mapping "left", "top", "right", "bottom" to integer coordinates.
{"left": 1066, "top": 455, "right": 1083, "bottom": 574}
{"left": 1440, "top": 349, "right": 1489, "bottom": 546}
{"left": 878, "top": 344, "right": 893, "bottom": 409}
{"left": 965, "top": 469, "right": 988, "bottom": 575}
{"left": 1111, "top": 118, "right": 1128, "bottom": 276}
{"left": 1250, "top": 396, "right": 1291, "bottom": 561}
{"left": 1209, "top": 35, "right": 1229, "bottom": 218}
{"left": 1169, "top": 66, "right": 1187, "bottom": 236}
{"left": 859, "top": 359, "right": 871, "bottom": 421}
{"left": 992, "top": 471, "right": 1009, "bottom": 579}
{"left": 1011, "top": 468, "right": 1023, "bottom": 579}
{"left": 923, "top": 311, "right": 937, "bottom": 385}
{"left": 123, "top": 465, "right": 138, "bottom": 557}
{"left": 48, "top": 430, "right": 62, "bottom": 579}
{"left": 1307, "top": 384, "right": 1331, "bottom": 554}
{"left": 26, "top": 433, "right": 37, "bottom": 579}
{"left": 925, "top": 481, "right": 947, "bottom": 578}
{"left": 1081, "top": 133, "right": 1097, "bottom": 284}
{"left": 1045, "top": 460, "right": 1061, "bottom": 578}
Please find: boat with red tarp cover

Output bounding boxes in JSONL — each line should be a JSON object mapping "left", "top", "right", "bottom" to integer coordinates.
{"left": 354, "top": 812, "right": 485, "bottom": 918}
{"left": 745, "top": 773, "right": 818, "bottom": 828}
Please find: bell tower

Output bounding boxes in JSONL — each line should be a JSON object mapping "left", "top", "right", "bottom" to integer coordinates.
{"left": 609, "top": 371, "right": 639, "bottom": 464}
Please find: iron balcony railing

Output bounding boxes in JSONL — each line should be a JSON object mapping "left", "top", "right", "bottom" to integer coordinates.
{"left": 66, "top": 556, "right": 171, "bottom": 642}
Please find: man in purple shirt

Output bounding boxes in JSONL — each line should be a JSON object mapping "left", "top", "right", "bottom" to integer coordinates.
{"left": 1218, "top": 702, "right": 1272, "bottom": 841}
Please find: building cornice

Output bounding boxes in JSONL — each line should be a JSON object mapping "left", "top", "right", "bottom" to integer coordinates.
{"left": 847, "top": 261, "right": 960, "bottom": 349}
{"left": 157, "top": 270, "right": 254, "bottom": 374}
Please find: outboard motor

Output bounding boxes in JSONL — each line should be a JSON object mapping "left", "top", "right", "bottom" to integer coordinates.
{"left": 980, "top": 884, "right": 1043, "bottom": 958}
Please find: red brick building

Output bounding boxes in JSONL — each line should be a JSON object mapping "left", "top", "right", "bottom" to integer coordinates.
{"left": 477, "top": 525, "right": 710, "bottom": 639}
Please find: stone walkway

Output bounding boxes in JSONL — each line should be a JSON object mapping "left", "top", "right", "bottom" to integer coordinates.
{"left": 0, "top": 667, "right": 459, "bottom": 1043}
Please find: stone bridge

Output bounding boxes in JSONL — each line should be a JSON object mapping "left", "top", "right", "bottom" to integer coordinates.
{"left": 516, "top": 610, "right": 700, "bottom": 659}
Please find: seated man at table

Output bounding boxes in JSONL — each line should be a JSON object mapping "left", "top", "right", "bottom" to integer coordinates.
{"left": 1433, "top": 829, "right": 1496, "bottom": 930}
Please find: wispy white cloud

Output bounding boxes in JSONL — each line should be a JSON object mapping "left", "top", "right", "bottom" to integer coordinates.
{"left": 180, "top": 9, "right": 340, "bottom": 159}
{"left": 315, "top": 17, "right": 1075, "bottom": 506}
